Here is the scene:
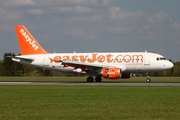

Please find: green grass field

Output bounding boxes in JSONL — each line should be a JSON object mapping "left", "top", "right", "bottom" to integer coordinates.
{"left": 0, "top": 86, "right": 180, "bottom": 120}
{"left": 0, "top": 77, "right": 180, "bottom": 120}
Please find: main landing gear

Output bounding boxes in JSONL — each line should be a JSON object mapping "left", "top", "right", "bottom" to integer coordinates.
{"left": 87, "top": 74, "right": 152, "bottom": 83}
{"left": 87, "top": 76, "right": 102, "bottom": 82}
{"left": 146, "top": 73, "right": 151, "bottom": 83}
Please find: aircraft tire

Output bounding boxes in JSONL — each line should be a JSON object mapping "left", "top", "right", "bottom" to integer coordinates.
{"left": 87, "top": 76, "right": 94, "bottom": 82}
{"left": 95, "top": 76, "right": 102, "bottom": 82}
{"left": 146, "top": 78, "right": 151, "bottom": 83}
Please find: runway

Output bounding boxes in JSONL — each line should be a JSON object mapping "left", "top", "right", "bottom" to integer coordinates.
{"left": 0, "top": 82, "right": 180, "bottom": 86}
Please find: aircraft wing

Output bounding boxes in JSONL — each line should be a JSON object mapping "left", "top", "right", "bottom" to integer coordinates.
{"left": 60, "top": 60, "right": 126, "bottom": 72}
{"left": 61, "top": 60, "right": 109, "bottom": 68}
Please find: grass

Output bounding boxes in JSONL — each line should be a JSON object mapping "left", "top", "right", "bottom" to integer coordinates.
{"left": 0, "top": 76, "right": 180, "bottom": 83}
{"left": 0, "top": 86, "right": 180, "bottom": 120}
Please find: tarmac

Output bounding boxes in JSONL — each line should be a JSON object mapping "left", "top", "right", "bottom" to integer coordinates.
{"left": 0, "top": 82, "right": 180, "bottom": 86}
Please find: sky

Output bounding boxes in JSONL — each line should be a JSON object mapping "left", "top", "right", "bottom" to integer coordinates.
{"left": 0, "top": 0, "right": 180, "bottom": 62}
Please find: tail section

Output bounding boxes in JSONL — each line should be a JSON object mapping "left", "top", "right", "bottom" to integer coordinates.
{"left": 15, "top": 25, "right": 48, "bottom": 55}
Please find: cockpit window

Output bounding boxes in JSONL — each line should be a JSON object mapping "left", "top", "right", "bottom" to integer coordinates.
{"left": 160, "top": 58, "right": 165, "bottom": 60}
{"left": 156, "top": 57, "right": 166, "bottom": 61}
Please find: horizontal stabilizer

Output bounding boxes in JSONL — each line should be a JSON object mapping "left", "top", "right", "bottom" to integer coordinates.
{"left": 7, "top": 56, "right": 34, "bottom": 62}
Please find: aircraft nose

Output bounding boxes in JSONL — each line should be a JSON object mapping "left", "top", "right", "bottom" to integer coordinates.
{"left": 166, "top": 61, "right": 174, "bottom": 69}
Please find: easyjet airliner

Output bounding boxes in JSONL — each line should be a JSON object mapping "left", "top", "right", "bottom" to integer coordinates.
{"left": 10, "top": 25, "right": 173, "bottom": 82}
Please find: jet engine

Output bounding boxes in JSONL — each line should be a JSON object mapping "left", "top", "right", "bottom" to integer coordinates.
{"left": 101, "top": 68, "right": 131, "bottom": 79}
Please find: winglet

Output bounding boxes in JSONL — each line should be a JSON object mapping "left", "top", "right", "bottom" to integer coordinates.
{"left": 14, "top": 25, "right": 48, "bottom": 55}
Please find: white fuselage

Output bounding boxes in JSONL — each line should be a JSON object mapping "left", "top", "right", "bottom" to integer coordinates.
{"left": 14, "top": 52, "right": 173, "bottom": 73}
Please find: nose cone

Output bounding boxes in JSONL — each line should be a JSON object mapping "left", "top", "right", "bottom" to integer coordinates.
{"left": 166, "top": 61, "right": 174, "bottom": 69}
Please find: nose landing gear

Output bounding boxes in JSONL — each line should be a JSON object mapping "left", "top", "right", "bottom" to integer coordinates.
{"left": 146, "top": 73, "right": 151, "bottom": 83}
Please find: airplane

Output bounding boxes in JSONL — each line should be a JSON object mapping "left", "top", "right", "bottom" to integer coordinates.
{"left": 10, "top": 25, "right": 174, "bottom": 83}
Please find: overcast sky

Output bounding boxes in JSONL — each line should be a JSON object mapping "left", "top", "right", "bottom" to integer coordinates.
{"left": 0, "top": 0, "right": 180, "bottom": 61}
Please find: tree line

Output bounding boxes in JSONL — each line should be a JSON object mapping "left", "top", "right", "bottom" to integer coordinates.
{"left": 0, "top": 53, "right": 179, "bottom": 77}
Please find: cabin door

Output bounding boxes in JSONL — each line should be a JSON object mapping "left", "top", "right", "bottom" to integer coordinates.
{"left": 43, "top": 56, "right": 49, "bottom": 66}
{"left": 144, "top": 54, "right": 150, "bottom": 65}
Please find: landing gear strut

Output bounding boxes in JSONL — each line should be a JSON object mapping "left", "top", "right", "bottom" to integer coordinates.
{"left": 146, "top": 73, "right": 151, "bottom": 83}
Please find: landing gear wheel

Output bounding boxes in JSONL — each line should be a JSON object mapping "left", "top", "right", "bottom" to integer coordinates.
{"left": 95, "top": 76, "right": 102, "bottom": 82}
{"left": 146, "top": 78, "right": 151, "bottom": 83}
{"left": 146, "top": 72, "right": 151, "bottom": 83}
{"left": 87, "top": 76, "right": 94, "bottom": 82}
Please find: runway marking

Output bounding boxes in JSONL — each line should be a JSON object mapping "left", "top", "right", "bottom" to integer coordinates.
{"left": 0, "top": 82, "right": 180, "bottom": 86}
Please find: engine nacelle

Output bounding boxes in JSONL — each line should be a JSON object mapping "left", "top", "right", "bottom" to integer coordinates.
{"left": 101, "top": 68, "right": 121, "bottom": 79}
{"left": 101, "top": 68, "right": 131, "bottom": 79}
